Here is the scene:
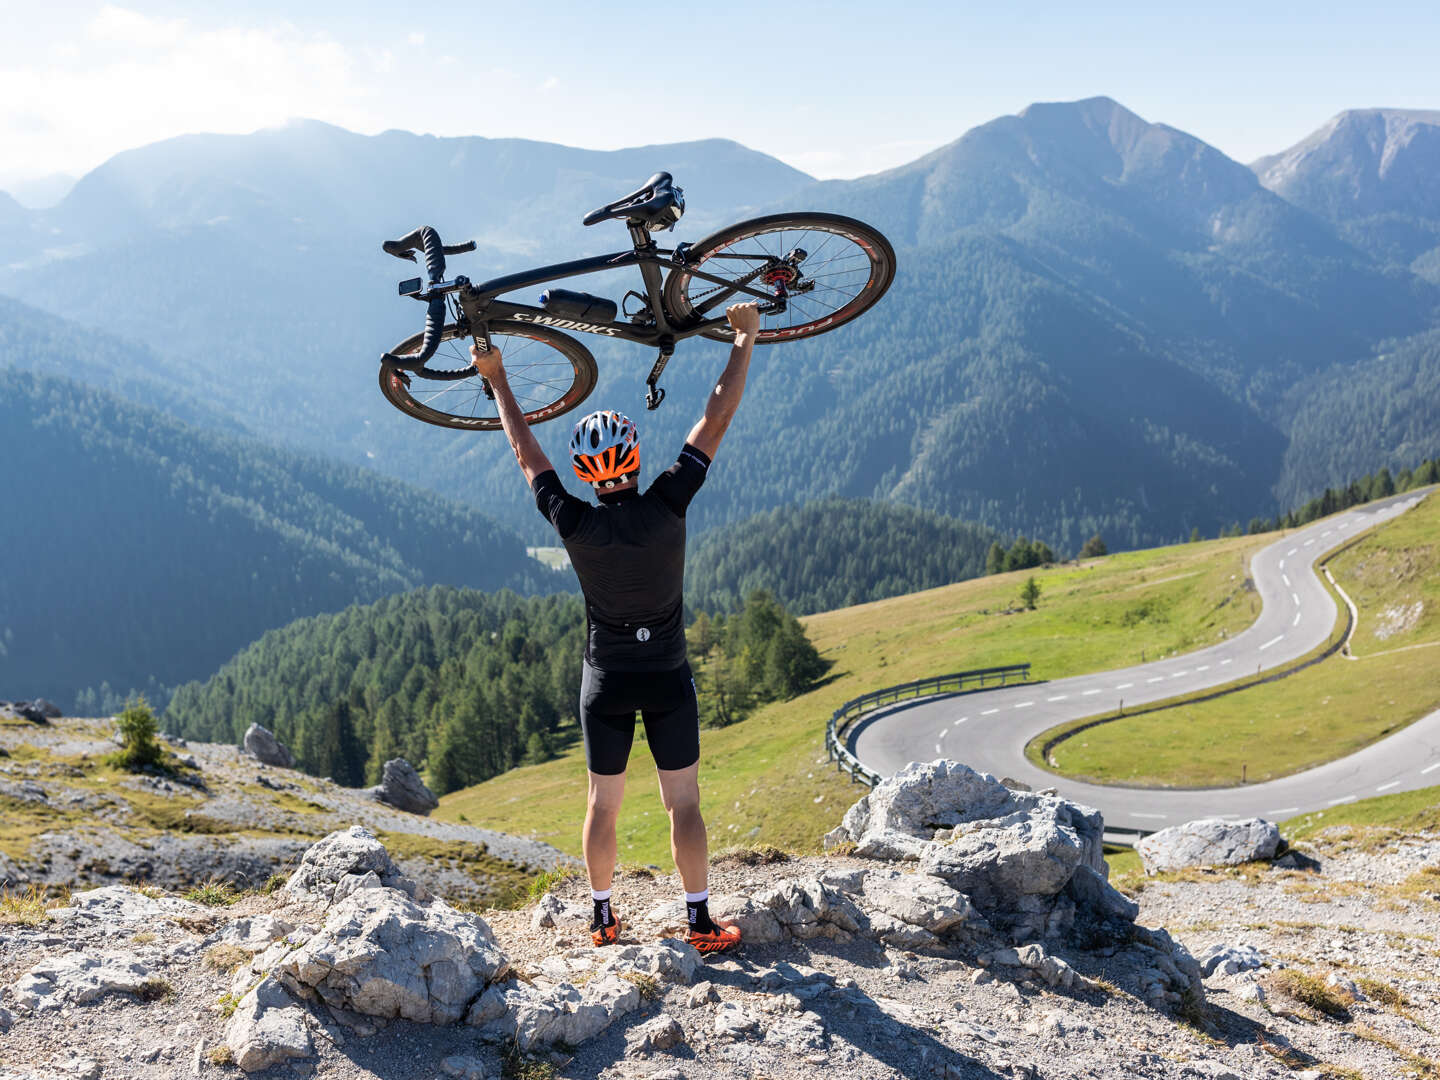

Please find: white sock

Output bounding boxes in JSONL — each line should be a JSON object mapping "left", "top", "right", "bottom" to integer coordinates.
{"left": 592, "top": 888, "right": 612, "bottom": 902}
{"left": 684, "top": 890, "right": 708, "bottom": 904}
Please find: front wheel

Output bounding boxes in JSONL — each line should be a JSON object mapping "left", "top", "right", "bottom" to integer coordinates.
{"left": 378, "top": 320, "right": 597, "bottom": 430}
{"left": 662, "top": 212, "right": 895, "bottom": 344}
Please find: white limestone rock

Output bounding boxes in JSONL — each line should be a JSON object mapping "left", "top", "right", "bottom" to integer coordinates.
{"left": 861, "top": 869, "right": 976, "bottom": 934}
{"left": 48, "top": 885, "right": 205, "bottom": 927}
{"left": 7, "top": 951, "right": 156, "bottom": 1012}
{"left": 224, "top": 976, "right": 315, "bottom": 1073}
{"left": 280, "top": 826, "right": 426, "bottom": 906}
{"left": 440, "top": 1054, "right": 491, "bottom": 1079}
{"left": 1199, "top": 942, "right": 1273, "bottom": 978}
{"left": 277, "top": 886, "right": 507, "bottom": 1024}
{"left": 627, "top": 1013, "right": 685, "bottom": 1054}
{"left": 206, "top": 915, "right": 296, "bottom": 954}
{"left": 470, "top": 974, "right": 641, "bottom": 1051}
{"left": 1135, "top": 817, "right": 1281, "bottom": 873}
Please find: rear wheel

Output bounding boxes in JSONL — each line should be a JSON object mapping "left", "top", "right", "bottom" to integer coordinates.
{"left": 663, "top": 212, "right": 895, "bottom": 344}
{"left": 378, "top": 320, "right": 597, "bottom": 430}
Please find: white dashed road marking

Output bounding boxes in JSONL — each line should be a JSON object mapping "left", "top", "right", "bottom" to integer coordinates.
{"left": 934, "top": 743, "right": 943, "bottom": 756}
{"left": 1279, "top": 559, "right": 1286, "bottom": 570}
{"left": 1376, "top": 781, "right": 1401, "bottom": 792}
{"left": 1259, "top": 635, "right": 1284, "bottom": 651}
{"left": 1322, "top": 530, "right": 1332, "bottom": 538}
{"left": 981, "top": 708, "right": 999, "bottom": 716}
{"left": 1047, "top": 695, "right": 1068, "bottom": 702}
{"left": 1147, "top": 677, "right": 1165, "bottom": 684}
{"left": 1013, "top": 701, "right": 1035, "bottom": 709}
{"left": 1291, "top": 592, "right": 1300, "bottom": 605}
{"left": 1267, "top": 808, "right": 1300, "bottom": 815}
{"left": 1304, "top": 539, "right": 1315, "bottom": 547}
{"left": 1082, "top": 689, "right": 1101, "bottom": 696}
{"left": 1115, "top": 683, "right": 1134, "bottom": 690}
{"left": 1328, "top": 795, "right": 1358, "bottom": 805}
{"left": 955, "top": 717, "right": 968, "bottom": 725}
{"left": 1422, "top": 763, "right": 1440, "bottom": 775}
{"left": 1282, "top": 574, "right": 1291, "bottom": 587}
{"left": 1195, "top": 665, "right": 1209, "bottom": 673}
{"left": 1220, "top": 658, "right": 1233, "bottom": 665}
{"left": 1131, "top": 813, "right": 1168, "bottom": 820}
{"left": 1293, "top": 611, "right": 1302, "bottom": 627}
{"left": 1287, "top": 548, "right": 1298, "bottom": 556}
{"left": 939, "top": 728, "right": 949, "bottom": 740}
{"left": 1171, "top": 670, "right": 1189, "bottom": 678}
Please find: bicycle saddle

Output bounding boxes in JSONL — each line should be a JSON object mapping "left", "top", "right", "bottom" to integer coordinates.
{"left": 583, "top": 172, "right": 684, "bottom": 231}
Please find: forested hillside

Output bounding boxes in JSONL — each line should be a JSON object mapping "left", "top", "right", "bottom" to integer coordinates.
{"left": 686, "top": 498, "right": 1000, "bottom": 615}
{"left": 167, "top": 589, "right": 585, "bottom": 791}
{"left": 0, "top": 369, "right": 557, "bottom": 710}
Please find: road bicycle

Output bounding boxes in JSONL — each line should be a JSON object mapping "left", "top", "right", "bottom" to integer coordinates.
{"left": 376, "top": 171, "right": 895, "bottom": 430}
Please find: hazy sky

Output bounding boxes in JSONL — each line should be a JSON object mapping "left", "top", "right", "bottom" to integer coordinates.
{"left": 3, "top": 0, "right": 1438, "bottom": 192}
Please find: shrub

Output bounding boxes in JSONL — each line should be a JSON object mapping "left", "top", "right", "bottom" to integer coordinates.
{"left": 526, "top": 865, "right": 581, "bottom": 902}
{"left": 108, "top": 698, "right": 166, "bottom": 772}
{"left": 183, "top": 878, "right": 239, "bottom": 906}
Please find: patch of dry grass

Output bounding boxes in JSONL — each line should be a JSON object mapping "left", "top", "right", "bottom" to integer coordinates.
{"left": 710, "top": 842, "right": 793, "bottom": 868}
{"left": 204, "top": 944, "right": 251, "bottom": 973}
{"left": 0, "top": 884, "right": 50, "bottom": 926}
{"left": 1266, "top": 969, "right": 1352, "bottom": 1020}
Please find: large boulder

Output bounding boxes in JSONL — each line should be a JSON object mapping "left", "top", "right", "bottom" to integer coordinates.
{"left": 370, "top": 758, "right": 439, "bottom": 815}
{"left": 1135, "top": 817, "right": 1282, "bottom": 873}
{"left": 280, "top": 826, "right": 425, "bottom": 905}
{"left": 828, "top": 760, "right": 1113, "bottom": 938}
{"left": 243, "top": 722, "right": 294, "bottom": 768}
{"left": 276, "top": 885, "right": 508, "bottom": 1024}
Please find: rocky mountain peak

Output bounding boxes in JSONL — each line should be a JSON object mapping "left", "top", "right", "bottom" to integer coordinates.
{"left": 1252, "top": 107, "right": 1440, "bottom": 221}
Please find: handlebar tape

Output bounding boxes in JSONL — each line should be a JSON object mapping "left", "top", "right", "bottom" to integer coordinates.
{"left": 380, "top": 295, "right": 449, "bottom": 371}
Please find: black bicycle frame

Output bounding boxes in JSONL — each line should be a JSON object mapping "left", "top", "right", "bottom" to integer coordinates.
{"left": 428, "top": 224, "right": 782, "bottom": 348}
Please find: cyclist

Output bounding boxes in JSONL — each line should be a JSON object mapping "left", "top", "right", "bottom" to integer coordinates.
{"left": 469, "top": 301, "right": 761, "bottom": 953}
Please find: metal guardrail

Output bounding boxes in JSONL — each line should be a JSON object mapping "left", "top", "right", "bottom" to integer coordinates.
{"left": 826, "top": 664, "right": 1031, "bottom": 785}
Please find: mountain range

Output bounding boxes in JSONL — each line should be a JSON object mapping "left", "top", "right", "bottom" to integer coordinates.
{"left": 3, "top": 101, "right": 1438, "bottom": 557}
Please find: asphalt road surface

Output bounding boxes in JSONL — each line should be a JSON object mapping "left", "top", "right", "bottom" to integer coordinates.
{"left": 850, "top": 490, "right": 1438, "bottom": 832}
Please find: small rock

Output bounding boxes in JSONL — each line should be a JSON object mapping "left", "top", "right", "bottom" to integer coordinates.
{"left": 440, "top": 1054, "right": 491, "bottom": 1079}
{"left": 1199, "top": 943, "right": 1271, "bottom": 978}
{"left": 0, "top": 1006, "right": 12, "bottom": 1032}
{"left": 712, "top": 1002, "right": 759, "bottom": 1039}
{"left": 224, "top": 977, "right": 315, "bottom": 1073}
{"left": 243, "top": 723, "right": 294, "bottom": 768}
{"left": 1325, "top": 971, "right": 1363, "bottom": 1000}
{"left": 686, "top": 981, "right": 718, "bottom": 1008}
{"left": 627, "top": 1013, "right": 684, "bottom": 1054}
{"left": 57, "top": 1058, "right": 101, "bottom": 1080}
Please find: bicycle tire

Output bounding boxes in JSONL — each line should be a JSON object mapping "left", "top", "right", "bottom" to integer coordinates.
{"left": 663, "top": 212, "right": 895, "bottom": 344}
{"left": 378, "top": 320, "right": 597, "bottom": 430}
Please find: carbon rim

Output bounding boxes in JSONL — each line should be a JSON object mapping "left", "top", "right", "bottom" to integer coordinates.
{"left": 378, "top": 322, "right": 596, "bottom": 430}
{"left": 665, "top": 215, "right": 893, "bottom": 343}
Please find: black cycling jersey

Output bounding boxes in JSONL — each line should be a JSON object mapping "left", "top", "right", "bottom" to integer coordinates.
{"left": 533, "top": 443, "right": 711, "bottom": 672}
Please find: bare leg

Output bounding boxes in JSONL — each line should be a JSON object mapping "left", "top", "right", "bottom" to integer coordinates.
{"left": 583, "top": 770, "right": 627, "bottom": 893}
{"left": 656, "top": 763, "right": 707, "bottom": 894}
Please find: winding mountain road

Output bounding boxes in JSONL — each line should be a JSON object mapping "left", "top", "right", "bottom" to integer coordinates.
{"left": 850, "top": 490, "right": 1439, "bottom": 832}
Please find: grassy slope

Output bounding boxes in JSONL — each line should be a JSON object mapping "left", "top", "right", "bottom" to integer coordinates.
{"left": 437, "top": 533, "right": 1268, "bottom": 865}
{"left": 1048, "top": 495, "right": 1440, "bottom": 786}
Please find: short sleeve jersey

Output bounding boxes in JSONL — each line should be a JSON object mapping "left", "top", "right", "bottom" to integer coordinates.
{"left": 533, "top": 444, "right": 711, "bottom": 672}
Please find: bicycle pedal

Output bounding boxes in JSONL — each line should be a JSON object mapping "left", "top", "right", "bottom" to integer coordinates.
{"left": 645, "top": 386, "right": 666, "bottom": 411}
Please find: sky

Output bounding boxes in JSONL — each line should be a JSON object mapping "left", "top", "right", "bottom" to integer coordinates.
{"left": 3, "top": 0, "right": 1439, "bottom": 200}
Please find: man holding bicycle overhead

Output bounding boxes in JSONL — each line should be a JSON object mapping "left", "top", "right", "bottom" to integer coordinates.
{"left": 469, "top": 300, "right": 761, "bottom": 954}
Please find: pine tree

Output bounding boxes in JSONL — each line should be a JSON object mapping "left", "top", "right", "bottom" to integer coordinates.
{"left": 986, "top": 541, "right": 1006, "bottom": 575}
{"left": 1079, "top": 533, "right": 1107, "bottom": 559}
{"left": 1020, "top": 577, "right": 1042, "bottom": 611}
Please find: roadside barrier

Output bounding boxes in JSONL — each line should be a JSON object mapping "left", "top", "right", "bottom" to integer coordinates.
{"left": 826, "top": 664, "right": 1031, "bottom": 785}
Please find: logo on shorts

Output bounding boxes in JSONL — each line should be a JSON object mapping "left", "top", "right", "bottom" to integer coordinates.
{"left": 635, "top": 627, "right": 651, "bottom": 642}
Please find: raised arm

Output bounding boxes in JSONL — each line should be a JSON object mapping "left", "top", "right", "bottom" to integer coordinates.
{"left": 470, "top": 343, "right": 555, "bottom": 485}
{"left": 685, "top": 303, "right": 760, "bottom": 460}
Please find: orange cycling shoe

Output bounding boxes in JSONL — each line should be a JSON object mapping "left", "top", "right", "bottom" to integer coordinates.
{"left": 685, "top": 920, "right": 742, "bottom": 954}
{"left": 591, "top": 914, "right": 623, "bottom": 946}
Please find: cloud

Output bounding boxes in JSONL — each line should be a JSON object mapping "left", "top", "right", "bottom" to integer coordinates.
{"left": 407, "top": 31, "right": 425, "bottom": 46}
{"left": 0, "top": 8, "right": 375, "bottom": 179}
{"left": 540, "top": 76, "right": 560, "bottom": 92}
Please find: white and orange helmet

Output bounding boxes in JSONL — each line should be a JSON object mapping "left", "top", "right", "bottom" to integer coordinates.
{"left": 569, "top": 410, "right": 639, "bottom": 488}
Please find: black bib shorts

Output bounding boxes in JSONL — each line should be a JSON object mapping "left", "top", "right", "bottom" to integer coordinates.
{"left": 579, "top": 660, "right": 700, "bottom": 775}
